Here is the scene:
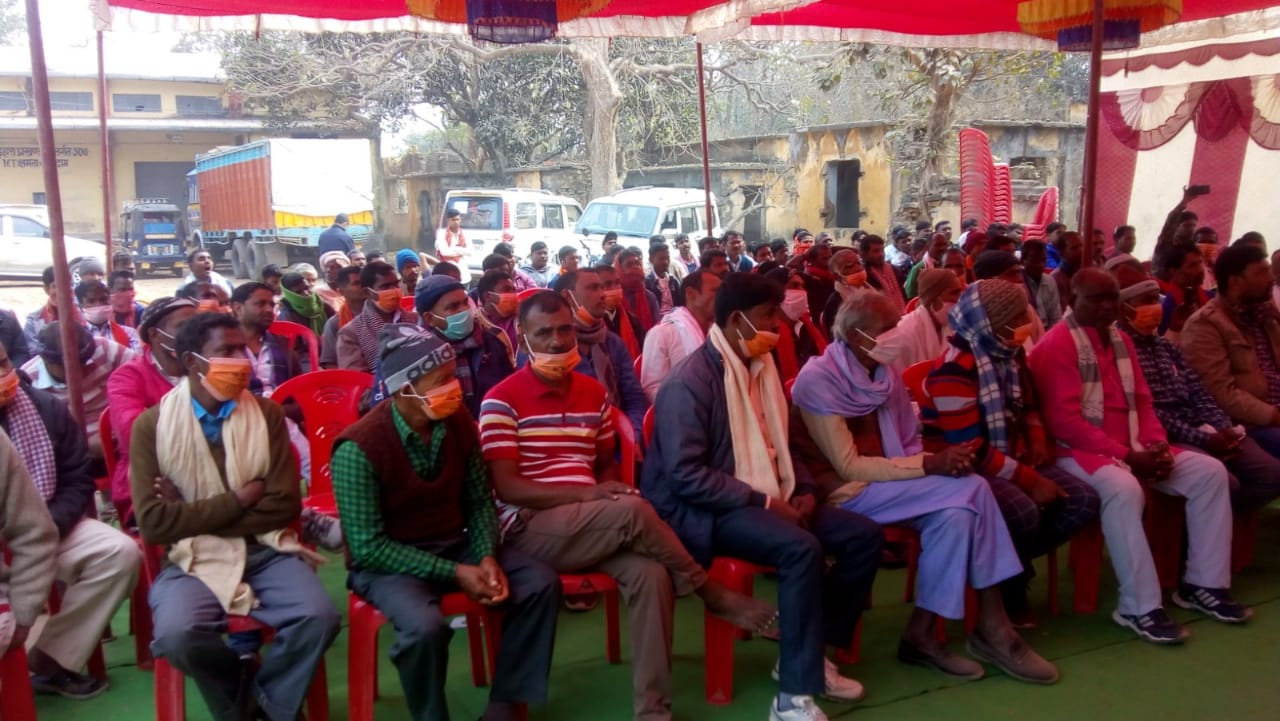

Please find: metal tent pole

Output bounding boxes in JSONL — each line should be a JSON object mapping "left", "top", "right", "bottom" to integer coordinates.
{"left": 97, "top": 30, "right": 115, "bottom": 273}
{"left": 26, "top": 0, "right": 87, "bottom": 425}
{"left": 696, "top": 42, "right": 714, "bottom": 236}
{"left": 1079, "top": 0, "right": 1105, "bottom": 265}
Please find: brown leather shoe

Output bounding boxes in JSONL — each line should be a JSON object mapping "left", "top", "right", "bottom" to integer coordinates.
{"left": 896, "top": 638, "right": 984, "bottom": 680}
{"left": 966, "top": 633, "right": 1059, "bottom": 685}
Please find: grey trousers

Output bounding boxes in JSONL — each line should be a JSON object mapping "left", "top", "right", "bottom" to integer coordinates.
{"left": 148, "top": 546, "right": 341, "bottom": 721}
{"left": 348, "top": 546, "right": 561, "bottom": 721}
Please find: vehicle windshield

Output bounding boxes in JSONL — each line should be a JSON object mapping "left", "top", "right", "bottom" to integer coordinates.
{"left": 444, "top": 196, "right": 503, "bottom": 231}
{"left": 576, "top": 203, "right": 658, "bottom": 238}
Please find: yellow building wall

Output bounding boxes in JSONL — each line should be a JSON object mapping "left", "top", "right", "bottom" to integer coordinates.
{"left": 0, "top": 129, "right": 102, "bottom": 235}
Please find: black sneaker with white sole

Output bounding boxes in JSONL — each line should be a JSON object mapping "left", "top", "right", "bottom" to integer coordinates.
{"left": 1172, "top": 584, "right": 1253, "bottom": 624}
{"left": 29, "top": 669, "right": 108, "bottom": 700}
{"left": 1112, "top": 608, "right": 1188, "bottom": 644}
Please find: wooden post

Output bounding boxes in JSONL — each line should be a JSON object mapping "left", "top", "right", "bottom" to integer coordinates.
{"left": 696, "top": 42, "right": 714, "bottom": 236}
{"left": 1079, "top": 0, "right": 1106, "bottom": 265}
{"left": 97, "top": 30, "right": 115, "bottom": 272}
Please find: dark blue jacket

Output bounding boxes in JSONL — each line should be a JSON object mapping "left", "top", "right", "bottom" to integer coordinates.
{"left": 318, "top": 224, "right": 355, "bottom": 255}
{"left": 458, "top": 327, "right": 516, "bottom": 419}
{"left": 574, "top": 331, "right": 648, "bottom": 437}
{"left": 639, "top": 343, "right": 816, "bottom": 567}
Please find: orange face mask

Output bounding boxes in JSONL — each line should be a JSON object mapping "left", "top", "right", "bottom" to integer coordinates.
{"left": 194, "top": 354, "right": 252, "bottom": 402}
{"left": 603, "top": 288, "right": 624, "bottom": 311}
{"left": 0, "top": 369, "right": 18, "bottom": 407}
{"left": 489, "top": 292, "right": 519, "bottom": 316}
{"left": 843, "top": 271, "right": 868, "bottom": 287}
{"left": 1005, "top": 322, "right": 1034, "bottom": 347}
{"left": 196, "top": 299, "right": 223, "bottom": 314}
{"left": 404, "top": 378, "right": 464, "bottom": 420}
{"left": 525, "top": 337, "right": 581, "bottom": 382}
{"left": 736, "top": 313, "right": 779, "bottom": 358}
{"left": 374, "top": 288, "right": 402, "bottom": 314}
{"left": 569, "top": 291, "right": 597, "bottom": 325}
{"left": 1127, "top": 302, "right": 1163, "bottom": 335}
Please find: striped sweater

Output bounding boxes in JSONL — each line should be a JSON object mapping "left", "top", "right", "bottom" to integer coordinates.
{"left": 919, "top": 339, "right": 1045, "bottom": 491}
{"left": 479, "top": 366, "right": 615, "bottom": 532}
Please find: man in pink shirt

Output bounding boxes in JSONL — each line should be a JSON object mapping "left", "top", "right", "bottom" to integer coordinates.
{"left": 1029, "top": 269, "right": 1246, "bottom": 644}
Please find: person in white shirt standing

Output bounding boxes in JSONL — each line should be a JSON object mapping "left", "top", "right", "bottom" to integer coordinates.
{"left": 435, "top": 209, "right": 471, "bottom": 285}
{"left": 640, "top": 269, "right": 721, "bottom": 402}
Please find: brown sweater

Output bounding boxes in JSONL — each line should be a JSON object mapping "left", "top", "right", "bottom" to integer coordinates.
{"left": 0, "top": 428, "right": 58, "bottom": 626}
{"left": 129, "top": 395, "right": 301, "bottom": 547}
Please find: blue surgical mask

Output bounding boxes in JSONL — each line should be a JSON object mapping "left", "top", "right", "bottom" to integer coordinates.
{"left": 433, "top": 309, "right": 475, "bottom": 341}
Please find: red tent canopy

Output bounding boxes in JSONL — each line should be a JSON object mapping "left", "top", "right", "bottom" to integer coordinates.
{"left": 97, "top": 0, "right": 1280, "bottom": 48}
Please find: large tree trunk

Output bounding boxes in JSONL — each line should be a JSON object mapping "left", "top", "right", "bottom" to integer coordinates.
{"left": 368, "top": 129, "right": 388, "bottom": 236}
{"left": 918, "top": 79, "right": 958, "bottom": 223}
{"left": 572, "top": 39, "right": 623, "bottom": 198}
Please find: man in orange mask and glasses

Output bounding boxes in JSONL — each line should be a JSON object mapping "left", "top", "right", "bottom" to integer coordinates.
{"left": 1113, "top": 266, "right": 1280, "bottom": 512}
{"left": 337, "top": 260, "right": 404, "bottom": 374}
{"left": 332, "top": 323, "right": 560, "bottom": 721}
{"left": 132, "top": 312, "right": 340, "bottom": 721}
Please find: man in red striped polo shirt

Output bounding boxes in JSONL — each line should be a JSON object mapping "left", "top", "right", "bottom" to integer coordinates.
{"left": 479, "top": 290, "right": 776, "bottom": 721}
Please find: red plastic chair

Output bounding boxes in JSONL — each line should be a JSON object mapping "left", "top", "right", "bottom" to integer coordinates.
{"left": 0, "top": 635, "right": 36, "bottom": 721}
{"left": 905, "top": 296, "right": 920, "bottom": 313}
{"left": 141, "top": 543, "right": 330, "bottom": 721}
{"left": 272, "top": 370, "right": 375, "bottom": 516}
{"left": 1070, "top": 488, "right": 1186, "bottom": 613}
{"left": 633, "top": 354, "right": 642, "bottom": 378}
{"left": 347, "top": 592, "right": 500, "bottom": 721}
{"left": 1232, "top": 510, "right": 1259, "bottom": 574}
{"left": 269, "top": 320, "right": 321, "bottom": 372}
{"left": 399, "top": 295, "right": 417, "bottom": 314}
{"left": 98, "top": 408, "right": 154, "bottom": 670}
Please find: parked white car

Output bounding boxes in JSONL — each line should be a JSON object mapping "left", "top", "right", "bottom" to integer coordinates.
{"left": 575, "top": 187, "right": 723, "bottom": 258}
{"left": 0, "top": 205, "right": 106, "bottom": 280}
{"left": 438, "top": 189, "right": 583, "bottom": 272}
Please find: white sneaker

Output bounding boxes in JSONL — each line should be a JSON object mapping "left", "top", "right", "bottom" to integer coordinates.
{"left": 769, "top": 695, "right": 828, "bottom": 721}
{"left": 770, "top": 659, "right": 866, "bottom": 703}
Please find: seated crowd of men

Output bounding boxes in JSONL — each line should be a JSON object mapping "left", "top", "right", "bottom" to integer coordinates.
{"left": 1, "top": 200, "right": 1277, "bottom": 721}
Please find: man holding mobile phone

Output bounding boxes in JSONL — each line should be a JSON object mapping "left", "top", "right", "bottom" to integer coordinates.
{"left": 1153, "top": 184, "right": 1210, "bottom": 277}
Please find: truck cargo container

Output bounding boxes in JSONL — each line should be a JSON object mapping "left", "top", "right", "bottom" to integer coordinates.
{"left": 186, "top": 138, "right": 374, "bottom": 278}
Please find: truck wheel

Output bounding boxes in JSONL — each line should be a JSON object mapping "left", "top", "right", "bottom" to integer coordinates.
{"left": 232, "top": 236, "right": 252, "bottom": 279}
{"left": 253, "top": 241, "right": 289, "bottom": 278}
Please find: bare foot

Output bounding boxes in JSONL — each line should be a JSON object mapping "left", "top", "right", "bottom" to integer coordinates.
{"left": 699, "top": 581, "right": 778, "bottom": 632}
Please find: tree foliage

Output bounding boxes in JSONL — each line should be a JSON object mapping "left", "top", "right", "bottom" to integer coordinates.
{"left": 0, "top": 0, "right": 21, "bottom": 46}
{"left": 817, "top": 44, "right": 1085, "bottom": 221}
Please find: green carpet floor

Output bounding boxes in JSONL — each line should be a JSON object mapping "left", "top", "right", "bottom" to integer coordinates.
{"left": 31, "top": 506, "right": 1280, "bottom": 721}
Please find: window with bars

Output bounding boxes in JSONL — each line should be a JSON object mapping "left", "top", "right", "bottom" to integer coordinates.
{"left": 176, "top": 95, "right": 223, "bottom": 117}
{"left": 113, "top": 93, "right": 162, "bottom": 113}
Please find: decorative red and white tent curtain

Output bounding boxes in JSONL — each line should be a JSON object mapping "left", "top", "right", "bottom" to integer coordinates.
{"left": 94, "top": 0, "right": 1280, "bottom": 49}
{"left": 1094, "top": 34, "right": 1280, "bottom": 255}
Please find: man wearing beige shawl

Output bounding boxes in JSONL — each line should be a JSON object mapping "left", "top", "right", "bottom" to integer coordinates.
{"left": 131, "top": 313, "right": 339, "bottom": 721}
{"left": 640, "top": 273, "right": 882, "bottom": 721}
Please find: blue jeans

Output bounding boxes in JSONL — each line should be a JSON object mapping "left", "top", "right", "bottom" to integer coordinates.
{"left": 149, "top": 546, "right": 341, "bottom": 721}
{"left": 710, "top": 503, "right": 882, "bottom": 696}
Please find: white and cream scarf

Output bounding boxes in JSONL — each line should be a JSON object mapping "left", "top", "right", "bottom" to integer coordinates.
{"left": 707, "top": 325, "right": 795, "bottom": 502}
{"left": 1063, "top": 311, "right": 1142, "bottom": 452}
{"left": 157, "top": 380, "right": 318, "bottom": 613}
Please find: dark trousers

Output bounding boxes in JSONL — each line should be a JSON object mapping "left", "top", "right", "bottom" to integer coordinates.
{"left": 710, "top": 503, "right": 882, "bottom": 696}
{"left": 348, "top": 546, "right": 561, "bottom": 721}
{"left": 985, "top": 465, "right": 1101, "bottom": 564}
{"left": 149, "top": 547, "right": 341, "bottom": 721}
{"left": 1222, "top": 436, "right": 1280, "bottom": 510}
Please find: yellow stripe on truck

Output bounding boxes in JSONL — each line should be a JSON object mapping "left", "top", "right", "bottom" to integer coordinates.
{"left": 272, "top": 210, "right": 375, "bottom": 228}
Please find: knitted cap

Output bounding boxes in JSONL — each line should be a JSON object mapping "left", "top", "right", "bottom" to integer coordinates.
{"left": 77, "top": 256, "right": 106, "bottom": 277}
{"left": 972, "top": 250, "right": 1020, "bottom": 280}
{"left": 917, "top": 268, "right": 961, "bottom": 306}
{"left": 1113, "top": 263, "right": 1160, "bottom": 301}
{"left": 37, "top": 321, "right": 95, "bottom": 365}
{"left": 395, "top": 248, "right": 420, "bottom": 273}
{"left": 976, "top": 279, "right": 1029, "bottom": 330}
{"left": 414, "top": 274, "right": 465, "bottom": 314}
{"left": 378, "top": 324, "right": 455, "bottom": 392}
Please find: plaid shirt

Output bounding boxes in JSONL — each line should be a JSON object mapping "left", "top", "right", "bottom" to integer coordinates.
{"left": 1121, "top": 326, "right": 1232, "bottom": 447}
{"left": 331, "top": 403, "right": 498, "bottom": 582}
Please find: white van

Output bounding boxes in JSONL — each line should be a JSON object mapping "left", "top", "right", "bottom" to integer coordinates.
{"left": 438, "top": 189, "right": 583, "bottom": 272}
{"left": 575, "top": 187, "right": 723, "bottom": 256}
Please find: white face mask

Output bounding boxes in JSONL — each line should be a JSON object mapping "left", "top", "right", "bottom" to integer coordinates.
{"left": 856, "top": 328, "right": 901, "bottom": 365}
{"left": 82, "top": 305, "right": 111, "bottom": 325}
{"left": 781, "top": 288, "right": 809, "bottom": 321}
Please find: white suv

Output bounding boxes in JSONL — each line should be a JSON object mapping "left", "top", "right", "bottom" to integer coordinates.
{"left": 576, "top": 187, "right": 723, "bottom": 257}
{"left": 438, "top": 189, "right": 583, "bottom": 272}
{"left": 0, "top": 205, "right": 107, "bottom": 280}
